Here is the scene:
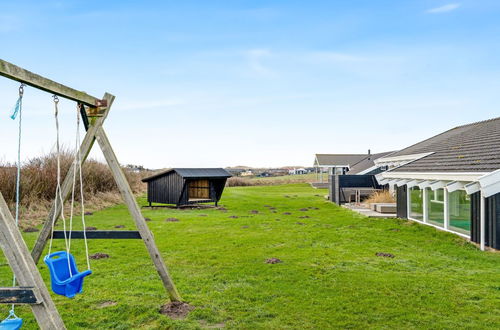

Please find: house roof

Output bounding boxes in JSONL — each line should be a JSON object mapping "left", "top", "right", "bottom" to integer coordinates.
{"left": 348, "top": 151, "right": 395, "bottom": 174}
{"left": 314, "top": 154, "right": 368, "bottom": 167}
{"left": 142, "top": 168, "right": 232, "bottom": 182}
{"left": 387, "top": 116, "right": 500, "bottom": 173}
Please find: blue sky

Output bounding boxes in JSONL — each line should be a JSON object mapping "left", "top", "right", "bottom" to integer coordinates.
{"left": 1, "top": 1, "right": 500, "bottom": 168}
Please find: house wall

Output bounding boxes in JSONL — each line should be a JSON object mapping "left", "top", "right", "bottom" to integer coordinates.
{"left": 396, "top": 185, "right": 408, "bottom": 218}
{"left": 397, "top": 188, "right": 500, "bottom": 249}
{"left": 485, "top": 193, "right": 500, "bottom": 249}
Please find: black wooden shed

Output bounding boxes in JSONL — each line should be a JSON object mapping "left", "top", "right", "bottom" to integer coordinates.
{"left": 142, "top": 168, "right": 232, "bottom": 207}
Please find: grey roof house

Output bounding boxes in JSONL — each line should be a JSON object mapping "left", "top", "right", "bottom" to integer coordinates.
{"left": 314, "top": 151, "right": 394, "bottom": 179}
{"left": 376, "top": 117, "right": 500, "bottom": 251}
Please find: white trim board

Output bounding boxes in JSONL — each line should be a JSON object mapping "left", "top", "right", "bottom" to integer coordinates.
{"left": 380, "top": 172, "right": 488, "bottom": 182}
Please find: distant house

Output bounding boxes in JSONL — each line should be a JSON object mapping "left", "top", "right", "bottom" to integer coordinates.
{"left": 142, "top": 168, "right": 232, "bottom": 207}
{"left": 313, "top": 151, "right": 393, "bottom": 183}
{"left": 289, "top": 168, "right": 307, "bottom": 175}
{"left": 376, "top": 117, "right": 500, "bottom": 251}
{"left": 240, "top": 170, "right": 254, "bottom": 177}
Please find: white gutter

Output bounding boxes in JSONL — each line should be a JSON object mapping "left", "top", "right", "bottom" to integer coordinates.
{"left": 379, "top": 171, "right": 488, "bottom": 182}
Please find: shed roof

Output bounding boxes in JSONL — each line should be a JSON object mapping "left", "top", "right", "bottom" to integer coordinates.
{"left": 387, "top": 116, "right": 500, "bottom": 173}
{"left": 142, "top": 168, "right": 232, "bottom": 182}
{"left": 314, "top": 154, "right": 368, "bottom": 167}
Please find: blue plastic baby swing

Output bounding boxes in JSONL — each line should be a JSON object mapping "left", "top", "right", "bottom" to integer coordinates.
{"left": 44, "top": 251, "right": 92, "bottom": 298}
{"left": 43, "top": 95, "right": 92, "bottom": 299}
{"left": 0, "top": 310, "right": 23, "bottom": 330}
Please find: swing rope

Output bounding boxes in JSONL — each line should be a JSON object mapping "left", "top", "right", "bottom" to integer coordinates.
{"left": 68, "top": 103, "right": 91, "bottom": 270}
{"left": 47, "top": 95, "right": 73, "bottom": 277}
{"left": 47, "top": 97, "right": 91, "bottom": 275}
{"left": 7, "top": 83, "right": 24, "bottom": 320}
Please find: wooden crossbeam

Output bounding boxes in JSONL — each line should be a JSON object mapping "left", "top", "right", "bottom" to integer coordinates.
{"left": 0, "top": 59, "right": 104, "bottom": 107}
{"left": 52, "top": 231, "right": 141, "bottom": 239}
{"left": 0, "top": 287, "right": 38, "bottom": 304}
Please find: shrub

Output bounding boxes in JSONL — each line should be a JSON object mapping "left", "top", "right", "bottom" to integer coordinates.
{"left": 364, "top": 190, "right": 395, "bottom": 204}
{"left": 0, "top": 150, "right": 145, "bottom": 226}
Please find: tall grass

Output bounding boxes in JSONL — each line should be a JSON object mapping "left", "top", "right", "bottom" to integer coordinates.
{"left": 363, "top": 190, "right": 395, "bottom": 204}
{"left": 226, "top": 175, "right": 315, "bottom": 187}
{"left": 0, "top": 150, "right": 145, "bottom": 226}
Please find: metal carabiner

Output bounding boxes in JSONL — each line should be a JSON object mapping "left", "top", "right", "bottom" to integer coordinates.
{"left": 18, "top": 83, "right": 25, "bottom": 97}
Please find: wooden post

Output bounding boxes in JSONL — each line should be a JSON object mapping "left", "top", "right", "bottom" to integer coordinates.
{"left": 0, "top": 192, "right": 66, "bottom": 330}
{"left": 31, "top": 93, "right": 114, "bottom": 264}
{"left": 94, "top": 127, "right": 182, "bottom": 302}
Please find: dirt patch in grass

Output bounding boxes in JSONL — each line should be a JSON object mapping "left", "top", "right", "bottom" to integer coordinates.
{"left": 84, "top": 211, "right": 93, "bottom": 216}
{"left": 299, "top": 208, "right": 309, "bottom": 211}
{"left": 250, "top": 210, "right": 259, "bottom": 214}
{"left": 266, "top": 258, "right": 283, "bottom": 264}
{"left": 90, "top": 253, "right": 109, "bottom": 260}
{"left": 165, "top": 217, "right": 179, "bottom": 222}
{"left": 299, "top": 216, "right": 310, "bottom": 219}
{"left": 114, "top": 225, "right": 125, "bottom": 228}
{"left": 97, "top": 300, "right": 117, "bottom": 309}
{"left": 282, "top": 212, "right": 291, "bottom": 215}
{"left": 23, "top": 227, "right": 39, "bottom": 233}
{"left": 199, "top": 214, "right": 207, "bottom": 217}
{"left": 144, "top": 217, "right": 151, "bottom": 222}
{"left": 199, "top": 320, "right": 226, "bottom": 328}
{"left": 376, "top": 252, "right": 395, "bottom": 258}
{"left": 229, "top": 215, "right": 239, "bottom": 219}
{"left": 86, "top": 226, "right": 97, "bottom": 231}
{"left": 160, "top": 301, "right": 194, "bottom": 320}
{"left": 296, "top": 222, "right": 306, "bottom": 225}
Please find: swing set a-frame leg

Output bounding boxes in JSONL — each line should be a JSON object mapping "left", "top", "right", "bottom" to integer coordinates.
{"left": 30, "top": 93, "right": 181, "bottom": 302}
{"left": 0, "top": 192, "right": 66, "bottom": 330}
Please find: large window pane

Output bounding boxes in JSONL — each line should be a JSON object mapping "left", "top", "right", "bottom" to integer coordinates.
{"left": 427, "top": 188, "right": 444, "bottom": 227}
{"left": 449, "top": 190, "right": 471, "bottom": 234}
{"left": 410, "top": 187, "right": 423, "bottom": 221}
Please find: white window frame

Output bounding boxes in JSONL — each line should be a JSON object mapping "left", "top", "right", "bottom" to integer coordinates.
{"left": 407, "top": 184, "right": 469, "bottom": 238}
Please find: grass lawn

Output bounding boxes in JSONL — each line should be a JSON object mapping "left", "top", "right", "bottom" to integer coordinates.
{"left": 1, "top": 184, "right": 499, "bottom": 329}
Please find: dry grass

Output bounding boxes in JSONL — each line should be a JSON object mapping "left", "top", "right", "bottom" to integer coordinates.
{"left": 226, "top": 174, "right": 315, "bottom": 187}
{"left": 0, "top": 150, "right": 146, "bottom": 227}
{"left": 363, "top": 190, "right": 395, "bottom": 204}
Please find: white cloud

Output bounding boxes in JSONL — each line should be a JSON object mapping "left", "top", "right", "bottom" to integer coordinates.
{"left": 310, "top": 51, "right": 369, "bottom": 63}
{"left": 245, "top": 48, "right": 275, "bottom": 76}
{"left": 114, "top": 99, "right": 185, "bottom": 111}
{"left": 427, "top": 3, "right": 461, "bottom": 14}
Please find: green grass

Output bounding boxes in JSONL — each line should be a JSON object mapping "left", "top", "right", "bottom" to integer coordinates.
{"left": 1, "top": 184, "right": 499, "bottom": 329}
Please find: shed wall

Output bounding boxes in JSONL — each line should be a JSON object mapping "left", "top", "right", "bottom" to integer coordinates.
{"left": 147, "top": 172, "right": 184, "bottom": 204}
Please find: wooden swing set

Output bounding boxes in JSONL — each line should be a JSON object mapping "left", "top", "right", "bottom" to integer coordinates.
{"left": 0, "top": 59, "right": 181, "bottom": 329}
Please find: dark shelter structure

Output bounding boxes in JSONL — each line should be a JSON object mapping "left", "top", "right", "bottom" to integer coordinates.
{"left": 142, "top": 168, "right": 232, "bottom": 207}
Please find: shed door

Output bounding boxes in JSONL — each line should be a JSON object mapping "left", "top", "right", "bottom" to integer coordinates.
{"left": 189, "top": 180, "right": 210, "bottom": 200}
